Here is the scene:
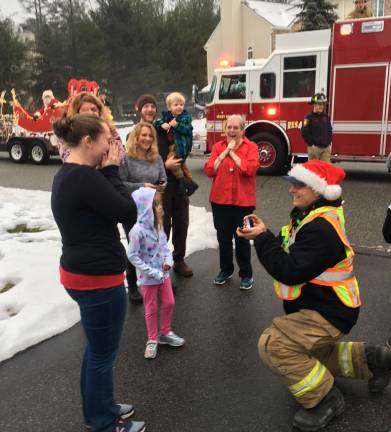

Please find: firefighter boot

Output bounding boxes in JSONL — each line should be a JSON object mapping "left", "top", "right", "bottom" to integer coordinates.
{"left": 366, "top": 344, "right": 391, "bottom": 393}
{"left": 292, "top": 386, "right": 345, "bottom": 432}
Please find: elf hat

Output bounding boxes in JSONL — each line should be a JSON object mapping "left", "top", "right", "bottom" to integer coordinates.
{"left": 285, "top": 160, "right": 346, "bottom": 200}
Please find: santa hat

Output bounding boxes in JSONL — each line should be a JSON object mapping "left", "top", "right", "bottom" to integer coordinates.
{"left": 286, "top": 160, "right": 346, "bottom": 201}
{"left": 42, "top": 89, "right": 54, "bottom": 99}
{"left": 136, "top": 94, "right": 157, "bottom": 112}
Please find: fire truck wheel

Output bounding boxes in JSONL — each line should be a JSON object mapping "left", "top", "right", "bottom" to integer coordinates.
{"left": 30, "top": 142, "right": 50, "bottom": 165}
{"left": 8, "top": 140, "right": 28, "bottom": 163}
{"left": 251, "top": 132, "right": 287, "bottom": 175}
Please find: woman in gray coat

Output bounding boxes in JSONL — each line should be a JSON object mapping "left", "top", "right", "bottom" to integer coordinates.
{"left": 119, "top": 121, "right": 167, "bottom": 303}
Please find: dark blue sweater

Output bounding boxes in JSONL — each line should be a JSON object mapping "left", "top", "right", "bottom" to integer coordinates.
{"left": 51, "top": 164, "right": 137, "bottom": 275}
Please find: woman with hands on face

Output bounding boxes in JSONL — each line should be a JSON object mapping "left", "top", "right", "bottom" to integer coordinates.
{"left": 204, "top": 114, "right": 260, "bottom": 291}
{"left": 51, "top": 115, "right": 145, "bottom": 432}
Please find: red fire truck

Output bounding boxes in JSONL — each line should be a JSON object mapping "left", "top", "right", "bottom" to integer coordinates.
{"left": 194, "top": 16, "right": 391, "bottom": 174}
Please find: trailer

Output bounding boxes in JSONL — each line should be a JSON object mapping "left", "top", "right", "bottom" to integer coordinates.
{"left": 0, "top": 80, "right": 99, "bottom": 164}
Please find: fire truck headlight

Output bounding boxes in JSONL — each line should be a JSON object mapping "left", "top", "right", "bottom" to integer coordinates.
{"left": 340, "top": 23, "right": 353, "bottom": 36}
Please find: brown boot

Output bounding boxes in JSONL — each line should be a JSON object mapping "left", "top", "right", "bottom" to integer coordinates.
{"left": 173, "top": 261, "right": 193, "bottom": 277}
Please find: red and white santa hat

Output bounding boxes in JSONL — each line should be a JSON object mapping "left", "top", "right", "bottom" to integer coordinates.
{"left": 286, "top": 160, "right": 346, "bottom": 200}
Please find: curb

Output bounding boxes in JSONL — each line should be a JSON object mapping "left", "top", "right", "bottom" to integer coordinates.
{"left": 352, "top": 244, "right": 391, "bottom": 258}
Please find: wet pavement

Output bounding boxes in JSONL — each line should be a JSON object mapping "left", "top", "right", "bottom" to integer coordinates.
{"left": 0, "top": 249, "right": 390, "bottom": 432}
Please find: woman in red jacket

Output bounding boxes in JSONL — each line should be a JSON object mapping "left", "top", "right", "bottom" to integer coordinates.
{"left": 204, "top": 114, "right": 260, "bottom": 290}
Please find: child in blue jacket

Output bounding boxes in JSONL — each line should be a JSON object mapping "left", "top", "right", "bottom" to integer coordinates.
{"left": 155, "top": 92, "right": 198, "bottom": 196}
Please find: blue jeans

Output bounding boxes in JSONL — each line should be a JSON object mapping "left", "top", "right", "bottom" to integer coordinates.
{"left": 66, "top": 285, "right": 127, "bottom": 432}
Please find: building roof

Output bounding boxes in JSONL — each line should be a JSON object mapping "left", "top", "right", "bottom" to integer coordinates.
{"left": 244, "top": 0, "right": 301, "bottom": 28}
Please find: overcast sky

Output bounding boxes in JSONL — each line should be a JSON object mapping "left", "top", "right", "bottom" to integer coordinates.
{"left": 0, "top": 1, "right": 27, "bottom": 23}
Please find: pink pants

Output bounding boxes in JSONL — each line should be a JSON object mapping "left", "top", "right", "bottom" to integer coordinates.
{"left": 139, "top": 277, "right": 175, "bottom": 341}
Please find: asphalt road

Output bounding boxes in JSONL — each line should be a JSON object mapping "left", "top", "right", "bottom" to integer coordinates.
{"left": 0, "top": 152, "right": 391, "bottom": 432}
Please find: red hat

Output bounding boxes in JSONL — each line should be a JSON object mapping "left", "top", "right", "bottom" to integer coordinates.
{"left": 286, "top": 160, "right": 346, "bottom": 200}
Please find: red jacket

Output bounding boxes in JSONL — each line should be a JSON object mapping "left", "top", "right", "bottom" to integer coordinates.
{"left": 204, "top": 136, "right": 260, "bottom": 206}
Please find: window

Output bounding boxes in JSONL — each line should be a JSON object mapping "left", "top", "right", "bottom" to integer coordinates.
{"left": 208, "top": 75, "right": 217, "bottom": 103}
{"left": 219, "top": 74, "right": 246, "bottom": 100}
{"left": 247, "top": 46, "right": 253, "bottom": 60}
{"left": 260, "top": 73, "right": 276, "bottom": 99}
{"left": 283, "top": 55, "right": 316, "bottom": 98}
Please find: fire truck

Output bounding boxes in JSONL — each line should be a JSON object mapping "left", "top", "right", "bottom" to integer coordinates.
{"left": 193, "top": 16, "right": 391, "bottom": 174}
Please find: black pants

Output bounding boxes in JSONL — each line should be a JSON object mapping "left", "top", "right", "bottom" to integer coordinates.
{"left": 163, "top": 179, "right": 189, "bottom": 263}
{"left": 211, "top": 203, "right": 253, "bottom": 278}
{"left": 123, "top": 224, "right": 137, "bottom": 289}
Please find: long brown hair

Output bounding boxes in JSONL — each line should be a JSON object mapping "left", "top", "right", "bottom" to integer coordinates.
{"left": 53, "top": 115, "right": 106, "bottom": 148}
{"left": 152, "top": 191, "right": 163, "bottom": 230}
{"left": 126, "top": 122, "right": 159, "bottom": 162}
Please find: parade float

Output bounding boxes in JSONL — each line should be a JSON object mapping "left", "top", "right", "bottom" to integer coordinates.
{"left": 0, "top": 79, "right": 99, "bottom": 164}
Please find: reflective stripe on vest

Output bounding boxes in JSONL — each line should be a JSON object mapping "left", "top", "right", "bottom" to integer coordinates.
{"left": 274, "top": 206, "right": 361, "bottom": 308}
{"left": 288, "top": 360, "right": 327, "bottom": 398}
{"left": 338, "top": 342, "right": 355, "bottom": 378}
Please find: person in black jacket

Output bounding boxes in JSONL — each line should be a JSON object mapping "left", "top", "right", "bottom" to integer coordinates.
{"left": 135, "top": 94, "right": 194, "bottom": 278}
{"left": 51, "top": 115, "right": 145, "bottom": 432}
{"left": 382, "top": 204, "right": 391, "bottom": 243}
{"left": 237, "top": 160, "right": 391, "bottom": 432}
{"left": 301, "top": 93, "right": 332, "bottom": 163}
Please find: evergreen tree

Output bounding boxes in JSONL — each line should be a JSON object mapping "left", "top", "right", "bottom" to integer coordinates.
{"left": 297, "top": 0, "right": 338, "bottom": 31}
{"left": 0, "top": 18, "right": 29, "bottom": 101}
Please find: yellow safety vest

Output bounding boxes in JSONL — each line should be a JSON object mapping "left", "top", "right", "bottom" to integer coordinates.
{"left": 273, "top": 206, "right": 361, "bottom": 308}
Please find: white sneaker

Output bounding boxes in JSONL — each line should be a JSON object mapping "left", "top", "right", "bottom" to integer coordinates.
{"left": 158, "top": 331, "right": 185, "bottom": 347}
{"left": 144, "top": 340, "right": 158, "bottom": 359}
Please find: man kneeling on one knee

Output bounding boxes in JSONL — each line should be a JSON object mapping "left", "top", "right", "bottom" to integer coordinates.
{"left": 237, "top": 160, "right": 391, "bottom": 431}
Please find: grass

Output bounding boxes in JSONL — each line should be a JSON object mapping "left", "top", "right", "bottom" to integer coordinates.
{"left": 7, "top": 224, "right": 44, "bottom": 233}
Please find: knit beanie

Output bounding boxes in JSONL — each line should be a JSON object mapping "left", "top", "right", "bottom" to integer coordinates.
{"left": 136, "top": 94, "right": 157, "bottom": 112}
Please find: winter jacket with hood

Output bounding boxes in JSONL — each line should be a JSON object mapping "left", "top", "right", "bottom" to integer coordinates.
{"left": 127, "top": 187, "right": 173, "bottom": 286}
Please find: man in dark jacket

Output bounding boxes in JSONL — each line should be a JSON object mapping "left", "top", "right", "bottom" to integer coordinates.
{"left": 237, "top": 160, "right": 391, "bottom": 431}
{"left": 301, "top": 93, "right": 332, "bottom": 163}
{"left": 382, "top": 204, "right": 391, "bottom": 243}
{"left": 136, "top": 94, "right": 194, "bottom": 277}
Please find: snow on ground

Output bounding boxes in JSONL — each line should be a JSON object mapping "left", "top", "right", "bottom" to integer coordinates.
{"left": 0, "top": 185, "right": 217, "bottom": 363}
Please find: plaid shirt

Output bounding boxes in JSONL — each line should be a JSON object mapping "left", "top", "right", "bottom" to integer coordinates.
{"left": 155, "top": 110, "right": 193, "bottom": 158}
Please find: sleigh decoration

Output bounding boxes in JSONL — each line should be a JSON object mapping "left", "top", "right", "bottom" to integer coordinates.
{"left": 11, "top": 79, "right": 100, "bottom": 135}
{"left": 11, "top": 89, "right": 66, "bottom": 135}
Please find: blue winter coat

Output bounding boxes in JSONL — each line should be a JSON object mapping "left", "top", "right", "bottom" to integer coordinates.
{"left": 155, "top": 110, "right": 193, "bottom": 158}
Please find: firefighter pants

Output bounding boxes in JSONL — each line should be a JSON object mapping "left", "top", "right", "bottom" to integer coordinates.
{"left": 307, "top": 145, "right": 331, "bottom": 163}
{"left": 258, "top": 309, "right": 372, "bottom": 409}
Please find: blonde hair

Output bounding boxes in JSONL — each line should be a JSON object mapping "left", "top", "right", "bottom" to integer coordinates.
{"left": 126, "top": 122, "right": 159, "bottom": 162}
{"left": 166, "top": 92, "right": 185, "bottom": 109}
{"left": 224, "top": 114, "right": 246, "bottom": 131}
{"left": 153, "top": 192, "right": 163, "bottom": 230}
{"left": 68, "top": 92, "right": 115, "bottom": 132}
